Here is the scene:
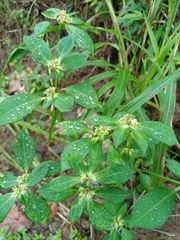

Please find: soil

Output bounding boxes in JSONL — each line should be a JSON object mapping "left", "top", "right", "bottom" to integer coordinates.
{"left": 0, "top": 1, "right": 180, "bottom": 239}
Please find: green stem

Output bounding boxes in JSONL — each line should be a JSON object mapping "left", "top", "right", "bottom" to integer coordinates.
{"left": 17, "top": 121, "right": 68, "bottom": 144}
{"left": 136, "top": 167, "right": 180, "bottom": 186}
{"left": 105, "top": 0, "right": 128, "bottom": 69}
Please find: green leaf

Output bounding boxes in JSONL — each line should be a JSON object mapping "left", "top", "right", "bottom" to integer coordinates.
{"left": 65, "top": 82, "right": 100, "bottom": 109}
{"left": 45, "top": 160, "right": 61, "bottom": 176}
{"left": 121, "top": 228, "right": 133, "bottom": 240}
{"left": 87, "top": 143, "right": 103, "bottom": 173}
{"left": 70, "top": 17, "right": 84, "bottom": 25}
{"left": 126, "top": 188, "right": 175, "bottom": 229}
{"left": 0, "top": 193, "right": 16, "bottom": 223}
{"left": 60, "top": 53, "right": 88, "bottom": 71}
{"left": 0, "top": 93, "right": 42, "bottom": 126}
{"left": 139, "top": 173, "right": 151, "bottom": 191}
{"left": 139, "top": 121, "right": 178, "bottom": 146}
{"left": 69, "top": 196, "right": 84, "bottom": 223}
{"left": 0, "top": 175, "right": 20, "bottom": 188}
{"left": 42, "top": 8, "right": 60, "bottom": 19}
{"left": 39, "top": 186, "right": 78, "bottom": 202}
{"left": 33, "top": 21, "right": 50, "bottom": 37}
{"left": 131, "top": 128, "right": 148, "bottom": 155}
{"left": 95, "top": 187, "right": 130, "bottom": 204}
{"left": 23, "top": 36, "right": 53, "bottom": 65}
{"left": 25, "top": 162, "right": 48, "bottom": 188}
{"left": 56, "top": 120, "right": 90, "bottom": 136}
{"left": 93, "top": 164, "right": 134, "bottom": 184}
{"left": 12, "top": 131, "right": 35, "bottom": 170}
{"left": 112, "top": 127, "right": 129, "bottom": 148}
{"left": 9, "top": 47, "right": 29, "bottom": 61}
{"left": 24, "top": 193, "right": 50, "bottom": 224}
{"left": 53, "top": 93, "right": 74, "bottom": 112}
{"left": 56, "top": 36, "right": 74, "bottom": 59}
{"left": 117, "top": 203, "right": 128, "bottom": 219}
{"left": 106, "top": 144, "right": 124, "bottom": 165}
{"left": 69, "top": 155, "right": 86, "bottom": 176}
{"left": 88, "top": 201, "right": 113, "bottom": 231}
{"left": 87, "top": 116, "right": 118, "bottom": 126}
{"left": 41, "top": 176, "right": 80, "bottom": 191}
{"left": 166, "top": 159, "right": 180, "bottom": 177}
{"left": 60, "top": 138, "right": 97, "bottom": 171}
{"left": 104, "top": 201, "right": 121, "bottom": 216}
{"left": 110, "top": 229, "right": 121, "bottom": 240}
{"left": 66, "top": 25, "right": 94, "bottom": 52}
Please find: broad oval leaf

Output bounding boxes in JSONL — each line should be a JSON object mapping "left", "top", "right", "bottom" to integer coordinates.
{"left": 166, "top": 159, "right": 180, "bottom": 177}
{"left": 65, "top": 82, "right": 100, "bottom": 109}
{"left": 69, "top": 155, "right": 86, "bottom": 176}
{"left": 56, "top": 36, "right": 74, "bottom": 59}
{"left": 0, "top": 193, "right": 16, "bottom": 223}
{"left": 0, "top": 175, "right": 20, "bottom": 188}
{"left": 88, "top": 201, "right": 113, "bottom": 231}
{"left": 131, "top": 128, "right": 148, "bottom": 155}
{"left": 139, "top": 121, "right": 178, "bottom": 146}
{"left": 45, "top": 160, "right": 61, "bottom": 177}
{"left": 0, "top": 93, "right": 42, "bottom": 126}
{"left": 33, "top": 21, "right": 50, "bottom": 37}
{"left": 93, "top": 164, "right": 134, "bottom": 184}
{"left": 56, "top": 120, "right": 90, "bottom": 136}
{"left": 60, "top": 53, "right": 88, "bottom": 71}
{"left": 95, "top": 187, "right": 130, "bottom": 204}
{"left": 24, "top": 193, "right": 50, "bottom": 224}
{"left": 42, "top": 8, "right": 60, "bottom": 19}
{"left": 12, "top": 131, "right": 36, "bottom": 170}
{"left": 126, "top": 188, "right": 175, "bottom": 229}
{"left": 39, "top": 187, "right": 78, "bottom": 202}
{"left": 60, "top": 137, "right": 97, "bottom": 171}
{"left": 68, "top": 196, "right": 84, "bottom": 223}
{"left": 87, "top": 116, "right": 118, "bottom": 127}
{"left": 52, "top": 93, "right": 74, "bottom": 112}
{"left": 24, "top": 36, "right": 53, "bottom": 65}
{"left": 66, "top": 24, "right": 94, "bottom": 53}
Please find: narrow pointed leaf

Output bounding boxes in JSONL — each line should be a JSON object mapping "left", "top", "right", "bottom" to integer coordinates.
{"left": 69, "top": 155, "right": 86, "bottom": 176}
{"left": 106, "top": 144, "right": 124, "bottom": 165}
{"left": 0, "top": 193, "right": 16, "bottom": 222}
{"left": 95, "top": 187, "right": 130, "bottom": 204}
{"left": 12, "top": 132, "right": 35, "bottom": 169}
{"left": 39, "top": 186, "right": 78, "bottom": 202}
{"left": 112, "top": 127, "right": 129, "bottom": 148}
{"left": 25, "top": 162, "right": 48, "bottom": 188}
{"left": 131, "top": 128, "right": 148, "bottom": 155}
{"left": 87, "top": 143, "right": 103, "bottom": 173}
{"left": 0, "top": 175, "right": 20, "bottom": 188}
{"left": 87, "top": 116, "right": 118, "bottom": 126}
{"left": 69, "top": 196, "right": 84, "bottom": 223}
{"left": 94, "top": 164, "right": 134, "bottom": 184}
{"left": 42, "top": 176, "right": 80, "bottom": 191}
{"left": 0, "top": 93, "right": 42, "bottom": 126}
{"left": 24, "top": 36, "right": 53, "bottom": 65}
{"left": 126, "top": 188, "right": 175, "bottom": 229}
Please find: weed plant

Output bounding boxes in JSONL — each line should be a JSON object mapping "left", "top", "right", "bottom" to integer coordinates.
{"left": 0, "top": 0, "right": 180, "bottom": 239}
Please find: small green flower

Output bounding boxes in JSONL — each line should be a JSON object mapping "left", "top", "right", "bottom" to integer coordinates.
{"left": 56, "top": 10, "right": 71, "bottom": 24}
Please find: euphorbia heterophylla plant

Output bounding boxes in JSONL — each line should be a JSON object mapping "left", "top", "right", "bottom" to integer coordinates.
{"left": 0, "top": 3, "right": 180, "bottom": 239}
